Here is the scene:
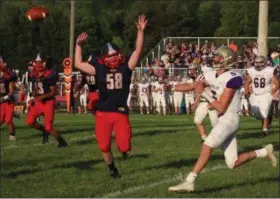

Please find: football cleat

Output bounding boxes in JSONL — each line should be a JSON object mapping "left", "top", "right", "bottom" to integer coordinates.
{"left": 57, "top": 137, "right": 68, "bottom": 148}
{"left": 42, "top": 131, "right": 49, "bottom": 144}
{"left": 109, "top": 167, "right": 121, "bottom": 178}
{"left": 168, "top": 181, "right": 194, "bottom": 192}
{"left": 264, "top": 144, "right": 277, "bottom": 168}
{"left": 122, "top": 151, "right": 130, "bottom": 160}
{"left": 9, "top": 135, "right": 16, "bottom": 141}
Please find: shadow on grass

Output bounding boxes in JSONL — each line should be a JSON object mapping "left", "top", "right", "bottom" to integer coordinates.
{"left": 1, "top": 153, "right": 151, "bottom": 179}
{"left": 193, "top": 176, "right": 279, "bottom": 194}
{"left": 237, "top": 129, "right": 279, "bottom": 140}
{"left": 136, "top": 154, "right": 225, "bottom": 172}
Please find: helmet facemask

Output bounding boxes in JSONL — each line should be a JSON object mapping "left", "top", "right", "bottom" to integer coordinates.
{"left": 254, "top": 56, "right": 266, "bottom": 71}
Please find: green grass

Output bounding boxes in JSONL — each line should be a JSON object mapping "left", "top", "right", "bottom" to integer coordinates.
{"left": 1, "top": 113, "right": 279, "bottom": 198}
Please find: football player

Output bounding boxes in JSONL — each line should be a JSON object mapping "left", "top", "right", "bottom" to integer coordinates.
{"left": 172, "top": 76, "right": 183, "bottom": 114}
{"left": 74, "top": 15, "right": 147, "bottom": 177}
{"left": 239, "top": 85, "right": 250, "bottom": 116}
{"left": 138, "top": 78, "right": 150, "bottom": 114}
{"left": 169, "top": 47, "right": 277, "bottom": 192}
{"left": 0, "top": 57, "right": 17, "bottom": 140}
{"left": 245, "top": 55, "right": 279, "bottom": 136}
{"left": 155, "top": 77, "right": 167, "bottom": 115}
{"left": 25, "top": 54, "right": 68, "bottom": 147}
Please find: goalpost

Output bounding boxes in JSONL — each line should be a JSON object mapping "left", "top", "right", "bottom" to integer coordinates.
{"left": 257, "top": 0, "right": 269, "bottom": 57}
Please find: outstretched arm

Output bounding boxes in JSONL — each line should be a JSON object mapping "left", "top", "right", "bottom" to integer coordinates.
{"left": 174, "top": 83, "right": 194, "bottom": 92}
{"left": 128, "top": 15, "right": 148, "bottom": 71}
{"left": 75, "top": 32, "right": 96, "bottom": 75}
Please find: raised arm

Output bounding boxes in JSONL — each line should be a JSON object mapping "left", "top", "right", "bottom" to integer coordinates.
{"left": 75, "top": 32, "right": 96, "bottom": 75}
{"left": 128, "top": 15, "right": 148, "bottom": 71}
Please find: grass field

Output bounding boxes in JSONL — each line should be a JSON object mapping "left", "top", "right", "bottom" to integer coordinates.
{"left": 0, "top": 113, "right": 279, "bottom": 198}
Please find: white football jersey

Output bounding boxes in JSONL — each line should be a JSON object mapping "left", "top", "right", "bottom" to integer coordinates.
{"left": 138, "top": 83, "right": 149, "bottom": 96}
{"left": 204, "top": 70, "right": 242, "bottom": 114}
{"left": 247, "top": 67, "right": 274, "bottom": 95}
{"left": 155, "top": 82, "right": 165, "bottom": 97}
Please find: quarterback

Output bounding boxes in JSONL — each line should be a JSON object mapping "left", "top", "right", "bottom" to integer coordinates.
{"left": 169, "top": 47, "right": 277, "bottom": 192}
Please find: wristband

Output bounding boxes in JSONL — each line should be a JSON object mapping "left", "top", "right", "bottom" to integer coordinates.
{"left": 3, "top": 95, "right": 9, "bottom": 100}
{"left": 201, "top": 91, "right": 215, "bottom": 104}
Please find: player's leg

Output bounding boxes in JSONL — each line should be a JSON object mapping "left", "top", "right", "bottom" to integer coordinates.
{"left": 161, "top": 97, "right": 167, "bottom": 115}
{"left": 174, "top": 97, "right": 178, "bottom": 114}
{"left": 5, "top": 103, "right": 16, "bottom": 140}
{"left": 144, "top": 96, "right": 150, "bottom": 114}
{"left": 185, "top": 97, "right": 189, "bottom": 115}
{"left": 169, "top": 116, "right": 239, "bottom": 192}
{"left": 25, "top": 101, "right": 50, "bottom": 143}
{"left": 114, "top": 113, "right": 132, "bottom": 156}
{"left": 44, "top": 100, "right": 68, "bottom": 147}
{"left": 244, "top": 99, "right": 249, "bottom": 116}
{"left": 127, "top": 93, "right": 132, "bottom": 110}
{"left": 194, "top": 102, "right": 208, "bottom": 141}
{"left": 140, "top": 96, "right": 144, "bottom": 114}
{"left": 95, "top": 111, "right": 118, "bottom": 177}
{"left": 260, "top": 94, "right": 273, "bottom": 135}
{"left": 0, "top": 103, "right": 5, "bottom": 128}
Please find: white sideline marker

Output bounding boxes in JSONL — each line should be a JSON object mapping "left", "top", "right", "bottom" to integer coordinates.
{"left": 101, "top": 164, "right": 228, "bottom": 198}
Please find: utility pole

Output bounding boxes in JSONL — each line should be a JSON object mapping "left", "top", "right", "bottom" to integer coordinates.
{"left": 69, "top": 0, "right": 75, "bottom": 59}
{"left": 257, "top": 0, "right": 269, "bottom": 57}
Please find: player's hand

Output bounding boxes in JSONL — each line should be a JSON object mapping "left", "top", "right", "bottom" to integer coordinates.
{"left": 191, "top": 103, "right": 198, "bottom": 111}
{"left": 76, "top": 32, "right": 88, "bottom": 46}
{"left": 136, "top": 14, "right": 148, "bottom": 32}
{"left": 194, "top": 81, "right": 205, "bottom": 94}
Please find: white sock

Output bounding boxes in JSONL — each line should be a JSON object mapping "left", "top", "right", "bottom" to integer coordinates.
{"left": 201, "top": 135, "right": 207, "bottom": 140}
{"left": 263, "top": 128, "right": 268, "bottom": 131}
{"left": 186, "top": 172, "right": 197, "bottom": 183}
{"left": 255, "top": 148, "right": 268, "bottom": 158}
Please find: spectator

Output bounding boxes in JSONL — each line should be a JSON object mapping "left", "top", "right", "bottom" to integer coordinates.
{"left": 228, "top": 40, "right": 238, "bottom": 52}
{"left": 166, "top": 42, "right": 173, "bottom": 54}
{"left": 252, "top": 41, "right": 258, "bottom": 56}
{"left": 161, "top": 51, "right": 170, "bottom": 68}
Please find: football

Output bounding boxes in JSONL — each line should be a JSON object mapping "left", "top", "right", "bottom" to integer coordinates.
{"left": 25, "top": 6, "right": 48, "bottom": 21}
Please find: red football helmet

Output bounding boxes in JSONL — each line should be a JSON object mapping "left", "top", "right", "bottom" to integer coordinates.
{"left": 0, "top": 56, "right": 7, "bottom": 71}
{"left": 101, "top": 43, "right": 125, "bottom": 69}
{"left": 32, "top": 54, "right": 46, "bottom": 72}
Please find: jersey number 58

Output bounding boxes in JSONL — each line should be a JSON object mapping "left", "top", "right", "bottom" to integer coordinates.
{"left": 107, "top": 73, "right": 123, "bottom": 89}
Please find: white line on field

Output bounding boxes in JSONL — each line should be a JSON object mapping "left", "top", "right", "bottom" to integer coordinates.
{"left": 101, "top": 164, "right": 228, "bottom": 198}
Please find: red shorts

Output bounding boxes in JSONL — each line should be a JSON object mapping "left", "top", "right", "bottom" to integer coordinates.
{"left": 25, "top": 100, "right": 55, "bottom": 132}
{"left": 95, "top": 111, "right": 131, "bottom": 152}
{"left": 88, "top": 92, "right": 99, "bottom": 110}
{"left": 0, "top": 102, "right": 15, "bottom": 125}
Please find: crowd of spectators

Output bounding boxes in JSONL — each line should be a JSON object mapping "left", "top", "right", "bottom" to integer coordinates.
{"left": 143, "top": 40, "right": 280, "bottom": 77}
